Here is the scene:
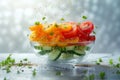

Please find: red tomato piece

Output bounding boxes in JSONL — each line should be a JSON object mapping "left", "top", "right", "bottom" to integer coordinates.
{"left": 62, "top": 26, "right": 78, "bottom": 38}
{"left": 80, "top": 21, "right": 94, "bottom": 35}
{"left": 88, "top": 35, "right": 96, "bottom": 41}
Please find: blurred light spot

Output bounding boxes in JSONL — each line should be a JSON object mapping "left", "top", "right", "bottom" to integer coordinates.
{"left": 3, "top": 20, "right": 9, "bottom": 25}
{"left": 4, "top": 11, "right": 11, "bottom": 17}
{"left": 9, "top": 42, "right": 14, "bottom": 48}
{"left": 93, "top": 0, "right": 98, "bottom": 4}
{"left": 106, "top": 0, "right": 112, "bottom": 4}
{"left": 0, "top": 38, "right": 3, "bottom": 44}
{"left": 92, "top": 5, "right": 97, "bottom": 12}
{"left": 1, "top": 0, "right": 8, "bottom": 6}
{"left": 1, "top": 29, "right": 7, "bottom": 35}
{"left": 24, "top": 8, "right": 33, "bottom": 17}
{"left": 15, "top": 25, "right": 22, "bottom": 32}
{"left": 89, "top": 13, "right": 94, "bottom": 19}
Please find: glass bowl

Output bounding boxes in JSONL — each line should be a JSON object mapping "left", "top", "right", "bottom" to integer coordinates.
{"left": 30, "top": 41, "right": 94, "bottom": 64}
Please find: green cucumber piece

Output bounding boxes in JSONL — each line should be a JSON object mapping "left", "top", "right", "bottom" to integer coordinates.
{"left": 60, "top": 53, "right": 74, "bottom": 59}
{"left": 67, "top": 50, "right": 85, "bottom": 56}
{"left": 42, "top": 46, "right": 52, "bottom": 50}
{"left": 66, "top": 46, "right": 75, "bottom": 50}
{"left": 34, "top": 46, "right": 42, "bottom": 50}
{"left": 34, "top": 46, "right": 52, "bottom": 50}
{"left": 48, "top": 49, "right": 61, "bottom": 61}
{"left": 74, "top": 50, "right": 85, "bottom": 54}
{"left": 38, "top": 50, "right": 51, "bottom": 55}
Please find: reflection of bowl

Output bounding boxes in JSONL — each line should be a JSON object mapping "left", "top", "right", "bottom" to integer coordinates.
{"left": 30, "top": 41, "right": 94, "bottom": 62}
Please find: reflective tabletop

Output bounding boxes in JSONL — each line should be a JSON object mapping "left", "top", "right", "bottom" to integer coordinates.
{"left": 0, "top": 53, "right": 120, "bottom": 80}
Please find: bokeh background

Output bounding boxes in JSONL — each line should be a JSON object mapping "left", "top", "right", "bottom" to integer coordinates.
{"left": 0, "top": 0, "right": 120, "bottom": 53}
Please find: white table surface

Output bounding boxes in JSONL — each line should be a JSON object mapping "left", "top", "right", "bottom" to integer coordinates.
{"left": 0, "top": 53, "right": 120, "bottom": 80}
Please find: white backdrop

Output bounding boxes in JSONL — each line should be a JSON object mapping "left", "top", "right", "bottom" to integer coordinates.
{"left": 0, "top": 0, "right": 120, "bottom": 53}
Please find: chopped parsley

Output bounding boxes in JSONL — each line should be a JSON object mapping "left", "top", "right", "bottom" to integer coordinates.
{"left": 23, "top": 58, "right": 28, "bottom": 61}
{"left": 98, "top": 58, "right": 103, "bottom": 62}
{"left": 32, "top": 69, "right": 36, "bottom": 76}
{"left": 60, "top": 18, "right": 65, "bottom": 21}
{"left": 99, "top": 72, "right": 105, "bottom": 79}
{"left": 56, "top": 71, "right": 62, "bottom": 76}
{"left": 4, "top": 77, "right": 7, "bottom": 80}
{"left": 93, "top": 31, "right": 96, "bottom": 34}
{"left": 115, "top": 63, "right": 120, "bottom": 68}
{"left": 42, "top": 16, "right": 46, "bottom": 20}
{"left": 34, "top": 21, "right": 40, "bottom": 25}
{"left": 95, "top": 58, "right": 103, "bottom": 65}
{"left": 89, "top": 74, "right": 95, "bottom": 80}
{"left": 54, "top": 23, "right": 58, "bottom": 27}
{"left": 109, "top": 59, "right": 113, "bottom": 65}
{"left": 49, "top": 32, "right": 54, "bottom": 35}
{"left": 116, "top": 70, "right": 120, "bottom": 74}
{"left": 118, "top": 57, "right": 120, "bottom": 62}
{"left": 82, "top": 16, "right": 87, "bottom": 19}
{"left": 17, "top": 70, "right": 20, "bottom": 74}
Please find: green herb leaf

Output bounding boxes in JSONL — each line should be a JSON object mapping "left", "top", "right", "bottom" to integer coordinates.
{"left": 60, "top": 18, "right": 65, "bottom": 21}
{"left": 56, "top": 71, "right": 62, "bottom": 76}
{"left": 42, "top": 16, "right": 46, "bottom": 20}
{"left": 96, "top": 61, "right": 100, "bottom": 65}
{"left": 82, "top": 16, "right": 87, "bottom": 19}
{"left": 23, "top": 58, "right": 28, "bottom": 61}
{"left": 116, "top": 70, "right": 120, "bottom": 74}
{"left": 32, "top": 69, "right": 36, "bottom": 76}
{"left": 118, "top": 57, "right": 120, "bottom": 62}
{"left": 49, "top": 32, "right": 54, "bottom": 35}
{"left": 93, "top": 31, "right": 96, "bottom": 34}
{"left": 34, "top": 21, "right": 40, "bottom": 25}
{"left": 98, "top": 58, "right": 103, "bottom": 62}
{"left": 95, "top": 26, "right": 98, "bottom": 29}
{"left": 17, "top": 70, "right": 20, "bottom": 74}
{"left": 28, "top": 66, "right": 32, "bottom": 69}
{"left": 115, "top": 63, "right": 120, "bottom": 68}
{"left": 4, "top": 77, "right": 7, "bottom": 80}
{"left": 99, "top": 72, "right": 105, "bottom": 79}
{"left": 109, "top": 59, "right": 113, "bottom": 65}
{"left": 89, "top": 74, "right": 95, "bottom": 80}
{"left": 86, "top": 46, "right": 91, "bottom": 51}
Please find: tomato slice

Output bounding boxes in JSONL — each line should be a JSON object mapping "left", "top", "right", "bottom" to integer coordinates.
{"left": 80, "top": 21, "right": 94, "bottom": 35}
{"left": 62, "top": 26, "right": 78, "bottom": 38}
{"left": 88, "top": 35, "right": 96, "bottom": 41}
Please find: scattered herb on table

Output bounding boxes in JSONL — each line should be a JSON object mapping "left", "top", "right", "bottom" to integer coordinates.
{"left": 23, "top": 58, "right": 28, "bottom": 61}
{"left": 32, "top": 69, "right": 36, "bottom": 76}
{"left": 4, "top": 77, "right": 7, "bottom": 80}
{"left": 116, "top": 70, "right": 120, "bottom": 74}
{"left": 56, "top": 71, "right": 62, "bottom": 76}
{"left": 99, "top": 72, "right": 105, "bottom": 80}
{"left": 118, "top": 57, "right": 120, "bottom": 62}
{"left": 17, "top": 70, "right": 20, "bottom": 74}
{"left": 95, "top": 58, "right": 103, "bottom": 65}
{"left": 109, "top": 59, "right": 113, "bottom": 65}
{"left": 89, "top": 74, "right": 95, "bottom": 80}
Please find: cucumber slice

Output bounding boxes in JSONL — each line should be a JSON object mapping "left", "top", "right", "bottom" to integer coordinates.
{"left": 60, "top": 53, "right": 74, "bottom": 59}
{"left": 48, "top": 49, "right": 61, "bottom": 61}
{"left": 34, "top": 46, "right": 52, "bottom": 50}
{"left": 34, "top": 46, "right": 42, "bottom": 50}
{"left": 74, "top": 50, "right": 85, "bottom": 54}
{"left": 42, "top": 46, "right": 52, "bottom": 50}
{"left": 38, "top": 50, "right": 51, "bottom": 55}
{"left": 67, "top": 50, "right": 85, "bottom": 56}
{"left": 66, "top": 46, "right": 75, "bottom": 50}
